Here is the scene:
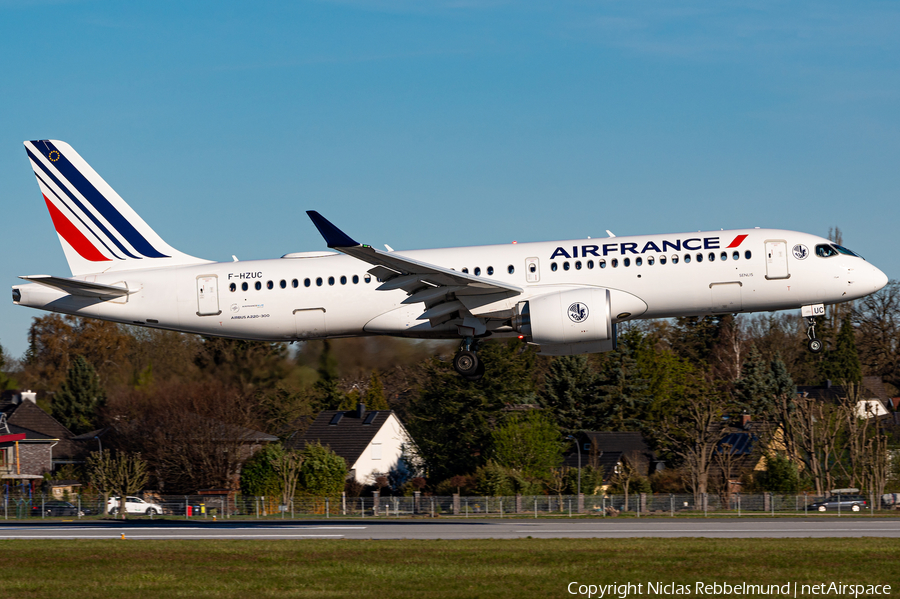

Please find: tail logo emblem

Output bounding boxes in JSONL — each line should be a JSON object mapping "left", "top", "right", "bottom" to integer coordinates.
{"left": 48, "top": 150, "right": 60, "bottom": 162}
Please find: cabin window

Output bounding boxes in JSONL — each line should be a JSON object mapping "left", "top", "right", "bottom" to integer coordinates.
{"left": 647, "top": 256, "right": 655, "bottom": 266}
{"left": 255, "top": 281, "right": 262, "bottom": 290}
{"left": 474, "top": 267, "right": 481, "bottom": 276}
{"left": 340, "top": 275, "right": 347, "bottom": 285}
{"left": 635, "top": 257, "right": 642, "bottom": 266}
{"left": 587, "top": 260, "right": 594, "bottom": 269}
{"left": 304, "top": 278, "right": 311, "bottom": 287}
{"left": 487, "top": 266, "right": 494, "bottom": 275}
{"left": 745, "top": 250, "right": 752, "bottom": 260}
{"left": 551, "top": 262, "right": 558, "bottom": 272}
{"left": 279, "top": 280, "right": 286, "bottom": 289}
{"left": 316, "top": 277, "right": 323, "bottom": 287}
{"left": 612, "top": 259, "right": 619, "bottom": 268}
{"left": 575, "top": 261, "right": 582, "bottom": 270}
{"left": 267, "top": 280, "right": 274, "bottom": 290}
{"left": 720, "top": 252, "right": 727, "bottom": 261}
{"left": 292, "top": 279, "right": 299, "bottom": 288}
{"left": 623, "top": 258, "right": 630, "bottom": 267}
{"left": 696, "top": 253, "right": 702, "bottom": 263}
{"left": 462, "top": 267, "right": 469, "bottom": 274}
{"left": 671, "top": 255, "right": 679, "bottom": 264}
{"left": 352, "top": 275, "right": 359, "bottom": 284}
{"left": 229, "top": 283, "right": 236, "bottom": 292}
{"left": 709, "top": 252, "right": 715, "bottom": 262}
{"left": 508, "top": 265, "right": 515, "bottom": 274}
{"left": 563, "top": 262, "right": 570, "bottom": 271}
{"left": 242, "top": 282, "right": 248, "bottom": 291}
{"left": 328, "top": 276, "right": 335, "bottom": 286}
{"left": 599, "top": 260, "right": 606, "bottom": 269}
{"left": 364, "top": 275, "right": 372, "bottom": 283}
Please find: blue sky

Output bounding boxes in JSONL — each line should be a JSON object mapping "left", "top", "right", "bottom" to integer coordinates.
{"left": 2, "top": 1, "right": 899, "bottom": 360}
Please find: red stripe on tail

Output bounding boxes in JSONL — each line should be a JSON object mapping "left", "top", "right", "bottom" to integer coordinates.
{"left": 726, "top": 234, "right": 748, "bottom": 248}
{"left": 44, "top": 195, "right": 111, "bottom": 262}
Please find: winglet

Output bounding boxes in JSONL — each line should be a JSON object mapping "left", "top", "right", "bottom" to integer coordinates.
{"left": 306, "top": 211, "right": 360, "bottom": 248}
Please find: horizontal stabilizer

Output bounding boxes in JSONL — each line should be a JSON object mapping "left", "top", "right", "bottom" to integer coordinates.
{"left": 19, "top": 275, "right": 133, "bottom": 298}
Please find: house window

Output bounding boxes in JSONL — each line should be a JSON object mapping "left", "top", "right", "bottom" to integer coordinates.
{"left": 371, "top": 443, "right": 382, "bottom": 460}
{"left": 583, "top": 443, "right": 591, "bottom": 451}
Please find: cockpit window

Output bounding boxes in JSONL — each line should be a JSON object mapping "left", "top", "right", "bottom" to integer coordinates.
{"left": 816, "top": 244, "right": 838, "bottom": 258}
{"left": 832, "top": 244, "right": 862, "bottom": 258}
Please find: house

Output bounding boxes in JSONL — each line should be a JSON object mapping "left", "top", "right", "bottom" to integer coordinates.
{"left": 0, "top": 413, "right": 58, "bottom": 488}
{"left": 796, "top": 376, "right": 893, "bottom": 419}
{"left": 0, "top": 391, "right": 81, "bottom": 470}
{"left": 563, "top": 431, "right": 661, "bottom": 482}
{"left": 290, "top": 404, "right": 419, "bottom": 485}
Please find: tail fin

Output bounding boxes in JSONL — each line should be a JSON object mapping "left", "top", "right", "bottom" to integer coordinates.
{"left": 24, "top": 140, "right": 210, "bottom": 276}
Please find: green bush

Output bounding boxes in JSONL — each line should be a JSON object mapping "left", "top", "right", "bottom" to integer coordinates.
{"left": 298, "top": 441, "right": 347, "bottom": 497}
{"left": 240, "top": 444, "right": 284, "bottom": 498}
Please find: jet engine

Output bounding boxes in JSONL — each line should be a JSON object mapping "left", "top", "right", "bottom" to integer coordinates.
{"left": 512, "top": 288, "right": 647, "bottom": 356}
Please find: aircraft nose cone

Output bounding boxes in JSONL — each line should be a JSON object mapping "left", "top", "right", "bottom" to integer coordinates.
{"left": 873, "top": 266, "right": 889, "bottom": 292}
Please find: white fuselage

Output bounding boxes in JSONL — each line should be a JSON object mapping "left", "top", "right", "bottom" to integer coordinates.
{"left": 12, "top": 228, "right": 888, "bottom": 343}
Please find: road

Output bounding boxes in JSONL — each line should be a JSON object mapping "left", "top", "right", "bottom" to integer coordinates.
{"left": 1, "top": 518, "right": 899, "bottom": 540}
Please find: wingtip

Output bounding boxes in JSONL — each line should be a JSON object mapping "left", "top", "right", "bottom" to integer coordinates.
{"left": 306, "top": 211, "right": 360, "bottom": 248}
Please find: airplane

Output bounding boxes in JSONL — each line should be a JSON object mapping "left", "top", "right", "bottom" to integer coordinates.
{"left": 13, "top": 140, "right": 889, "bottom": 380}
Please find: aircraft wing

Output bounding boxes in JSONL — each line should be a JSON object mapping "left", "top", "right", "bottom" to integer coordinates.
{"left": 307, "top": 211, "right": 523, "bottom": 323}
{"left": 19, "top": 275, "right": 132, "bottom": 298}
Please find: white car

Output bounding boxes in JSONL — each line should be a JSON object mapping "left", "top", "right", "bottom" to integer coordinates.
{"left": 108, "top": 496, "right": 164, "bottom": 516}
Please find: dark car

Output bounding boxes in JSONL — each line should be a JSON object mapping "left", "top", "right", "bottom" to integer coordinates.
{"left": 31, "top": 500, "right": 84, "bottom": 517}
{"left": 809, "top": 495, "right": 867, "bottom": 512}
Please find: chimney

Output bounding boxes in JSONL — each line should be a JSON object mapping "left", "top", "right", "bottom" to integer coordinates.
{"left": 21, "top": 390, "right": 37, "bottom": 404}
{"left": 356, "top": 403, "right": 366, "bottom": 419}
{"left": 741, "top": 414, "right": 751, "bottom": 429}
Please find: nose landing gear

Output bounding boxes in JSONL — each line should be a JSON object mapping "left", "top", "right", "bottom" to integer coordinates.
{"left": 806, "top": 316, "right": 824, "bottom": 353}
{"left": 453, "top": 338, "right": 485, "bottom": 381}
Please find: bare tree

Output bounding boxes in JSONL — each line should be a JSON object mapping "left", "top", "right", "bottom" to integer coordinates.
{"left": 546, "top": 467, "right": 568, "bottom": 512}
{"left": 269, "top": 448, "right": 304, "bottom": 508}
{"left": 97, "top": 451, "right": 150, "bottom": 520}
{"left": 86, "top": 451, "right": 113, "bottom": 516}
{"left": 785, "top": 393, "right": 843, "bottom": 496}
{"left": 658, "top": 393, "right": 730, "bottom": 508}
{"left": 610, "top": 451, "right": 643, "bottom": 512}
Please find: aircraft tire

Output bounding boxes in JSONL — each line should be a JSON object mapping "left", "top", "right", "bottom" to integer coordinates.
{"left": 808, "top": 339, "right": 824, "bottom": 353}
{"left": 453, "top": 350, "right": 479, "bottom": 376}
{"left": 463, "top": 360, "right": 486, "bottom": 382}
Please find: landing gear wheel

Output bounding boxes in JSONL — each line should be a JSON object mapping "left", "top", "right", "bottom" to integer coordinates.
{"left": 808, "top": 338, "right": 824, "bottom": 353}
{"left": 463, "top": 360, "right": 485, "bottom": 382}
{"left": 805, "top": 316, "right": 823, "bottom": 353}
{"left": 454, "top": 350, "right": 479, "bottom": 376}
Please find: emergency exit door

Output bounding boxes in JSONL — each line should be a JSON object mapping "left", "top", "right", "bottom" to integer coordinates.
{"left": 525, "top": 257, "right": 540, "bottom": 283}
{"left": 765, "top": 240, "right": 790, "bottom": 280}
{"left": 196, "top": 275, "right": 221, "bottom": 316}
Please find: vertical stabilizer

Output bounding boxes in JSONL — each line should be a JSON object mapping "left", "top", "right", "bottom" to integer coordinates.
{"left": 24, "top": 140, "right": 210, "bottom": 276}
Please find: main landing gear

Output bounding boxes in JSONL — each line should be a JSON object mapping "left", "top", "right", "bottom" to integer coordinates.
{"left": 453, "top": 337, "right": 485, "bottom": 381}
{"left": 806, "top": 316, "right": 824, "bottom": 353}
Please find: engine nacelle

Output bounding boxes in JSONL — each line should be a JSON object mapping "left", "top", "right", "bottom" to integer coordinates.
{"left": 513, "top": 287, "right": 647, "bottom": 356}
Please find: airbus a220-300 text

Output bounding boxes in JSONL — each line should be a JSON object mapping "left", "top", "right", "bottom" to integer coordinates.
{"left": 13, "top": 140, "right": 888, "bottom": 379}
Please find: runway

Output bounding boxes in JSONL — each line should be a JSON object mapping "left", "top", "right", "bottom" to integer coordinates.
{"left": 2, "top": 518, "right": 899, "bottom": 540}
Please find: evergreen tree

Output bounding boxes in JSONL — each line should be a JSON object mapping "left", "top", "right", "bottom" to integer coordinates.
{"left": 239, "top": 443, "right": 284, "bottom": 498}
{"left": 539, "top": 355, "right": 598, "bottom": 435}
{"left": 405, "top": 340, "right": 537, "bottom": 481}
{"left": 313, "top": 340, "right": 345, "bottom": 410}
{"left": 733, "top": 345, "right": 776, "bottom": 417}
{"left": 769, "top": 354, "right": 796, "bottom": 399}
{"left": 595, "top": 330, "right": 652, "bottom": 430}
{"left": 820, "top": 315, "right": 862, "bottom": 384}
{"left": 363, "top": 370, "right": 389, "bottom": 410}
{"left": 297, "top": 441, "right": 347, "bottom": 497}
{"left": 52, "top": 355, "right": 106, "bottom": 434}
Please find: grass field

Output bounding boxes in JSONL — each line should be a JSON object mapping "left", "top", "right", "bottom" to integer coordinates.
{"left": 1, "top": 538, "right": 898, "bottom": 598}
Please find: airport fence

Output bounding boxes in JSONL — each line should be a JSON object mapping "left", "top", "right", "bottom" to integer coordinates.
{"left": 3, "top": 491, "right": 897, "bottom": 519}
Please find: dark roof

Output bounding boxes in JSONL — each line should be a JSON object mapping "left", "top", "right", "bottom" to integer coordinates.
{"left": 3, "top": 423, "right": 56, "bottom": 441}
{"left": 563, "top": 432, "right": 656, "bottom": 478}
{"left": 289, "top": 409, "right": 393, "bottom": 467}
{"left": 718, "top": 432, "right": 756, "bottom": 456}
{"left": 583, "top": 431, "right": 652, "bottom": 454}
{"left": 797, "top": 376, "right": 891, "bottom": 411}
{"left": 1, "top": 401, "right": 78, "bottom": 456}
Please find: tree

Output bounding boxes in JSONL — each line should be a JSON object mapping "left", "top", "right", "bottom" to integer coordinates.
{"left": 363, "top": 371, "right": 389, "bottom": 410}
{"left": 86, "top": 450, "right": 114, "bottom": 516}
{"left": 819, "top": 316, "right": 862, "bottom": 385}
{"left": 733, "top": 345, "right": 777, "bottom": 418}
{"left": 0, "top": 342, "right": 18, "bottom": 392}
{"left": 53, "top": 356, "right": 106, "bottom": 435}
{"left": 269, "top": 446, "right": 304, "bottom": 507}
{"left": 595, "top": 331, "right": 652, "bottom": 431}
{"left": 754, "top": 453, "right": 800, "bottom": 494}
{"left": 240, "top": 444, "right": 284, "bottom": 499}
{"left": 93, "top": 451, "right": 149, "bottom": 520}
{"left": 405, "top": 340, "right": 537, "bottom": 481}
{"left": 313, "top": 340, "right": 345, "bottom": 410}
{"left": 539, "top": 355, "right": 598, "bottom": 435}
{"left": 297, "top": 442, "right": 347, "bottom": 497}
{"left": 490, "top": 411, "right": 563, "bottom": 479}
{"left": 852, "top": 280, "right": 900, "bottom": 391}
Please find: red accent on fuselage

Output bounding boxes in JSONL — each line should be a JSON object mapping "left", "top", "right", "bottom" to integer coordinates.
{"left": 43, "top": 195, "right": 111, "bottom": 262}
{"left": 726, "top": 234, "right": 749, "bottom": 248}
